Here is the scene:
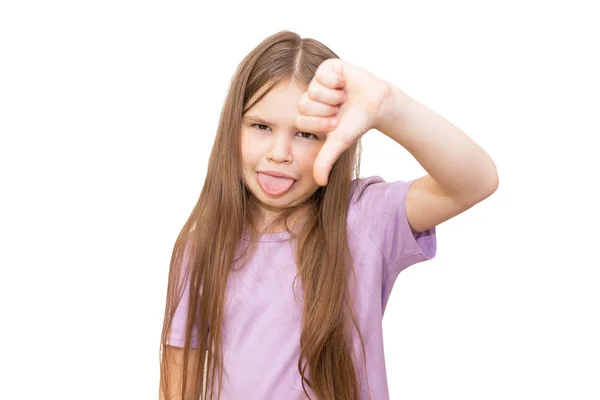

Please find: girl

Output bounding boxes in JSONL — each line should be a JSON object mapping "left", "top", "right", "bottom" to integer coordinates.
{"left": 159, "top": 30, "right": 498, "bottom": 400}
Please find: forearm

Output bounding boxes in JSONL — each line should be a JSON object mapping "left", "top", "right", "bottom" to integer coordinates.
{"left": 375, "top": 84, "right": 498, "bottom": 201}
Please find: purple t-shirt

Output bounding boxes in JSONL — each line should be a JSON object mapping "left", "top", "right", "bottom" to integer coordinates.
{"left": 167, "top": 176, "right": 437, "bottom": 399}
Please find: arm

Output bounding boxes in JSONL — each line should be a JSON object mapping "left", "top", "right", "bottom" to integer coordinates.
{"left": 159, "top": 345, "right": 203, "bottom": 400}
{"left": 375, "top": 84, "right": 499, "bottom": 233}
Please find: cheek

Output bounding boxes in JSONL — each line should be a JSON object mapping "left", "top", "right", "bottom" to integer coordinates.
{"left": 242, "top": 129, "right": 270, "bottom": 157}
{"left": 240, "top": 131, "right": 258, "bottom": 163}
{"left": 240, "top": 130, "right": 250, "bottom": 156}
{"left": 298, "top": 157, "right": 315, "bottom": 171}
{"left": 296, "top": 145, "right": 320, "bottom": 169}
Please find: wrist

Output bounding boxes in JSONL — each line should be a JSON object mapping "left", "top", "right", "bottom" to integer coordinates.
{"left": 374, "top": 84, "right": 411, "bottom": 136}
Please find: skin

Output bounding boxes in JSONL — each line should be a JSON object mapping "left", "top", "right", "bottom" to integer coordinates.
{"left": 240, "top": 78, "right": 335, "bottom": 232}
{"left": 241, "top": 58, "right": 498, "bottom": 234}
{"left": 294, "top": 58, "right": 498, "bottom": 233}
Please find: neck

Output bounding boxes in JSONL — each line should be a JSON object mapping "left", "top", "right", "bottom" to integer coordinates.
{"left": 252, "top": 205, "right": 310, "bottom": 234}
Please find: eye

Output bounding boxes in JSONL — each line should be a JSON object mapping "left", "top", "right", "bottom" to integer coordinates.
{"left": 253, "top": 123, "right": 271, "bottom": 131}
{"left": 252, "top": 123, "right": 317, "bottom": 140}
{"left": 296, "top": 132, "right": 318, "bottom": 140}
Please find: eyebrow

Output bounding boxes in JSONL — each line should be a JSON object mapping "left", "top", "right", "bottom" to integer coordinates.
{"left": 244, "top": 115, "right": 274, "bottom": 125}
{"left": 244, "top": 115, "right": 300, "bottom": 131}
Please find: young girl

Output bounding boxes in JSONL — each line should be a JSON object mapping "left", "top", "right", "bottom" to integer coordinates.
{"left": 159, "top": 30, "right": 498, "bottom": 400}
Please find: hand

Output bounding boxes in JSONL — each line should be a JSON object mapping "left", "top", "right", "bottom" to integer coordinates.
{"left": 296, "top": 58, "right": 391, "bottom": 186}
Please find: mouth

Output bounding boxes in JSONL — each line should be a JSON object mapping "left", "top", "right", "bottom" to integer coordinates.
{"left": 256, "top": 171, "right": 297, "bottom": 197}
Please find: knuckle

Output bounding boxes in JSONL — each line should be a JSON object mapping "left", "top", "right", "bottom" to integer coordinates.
{"left": 298, "top": 96, "right": 310, "bottom": 113}
{"left": 307, "top": 85, "right": 319, "bottom": 100}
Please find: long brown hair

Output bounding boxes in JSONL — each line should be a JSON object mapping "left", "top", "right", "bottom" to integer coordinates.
{"left": 159, "top": 30, "right": 369, "bottom": 400}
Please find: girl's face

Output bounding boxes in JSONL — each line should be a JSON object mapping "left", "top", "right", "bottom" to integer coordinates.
{"left": 240, "top": 79, "right": 325, "bottom": 226}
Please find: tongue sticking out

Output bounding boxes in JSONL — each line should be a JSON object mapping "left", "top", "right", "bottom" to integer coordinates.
{"left": 257, "top": 172, "right": 295, "bottom": 196}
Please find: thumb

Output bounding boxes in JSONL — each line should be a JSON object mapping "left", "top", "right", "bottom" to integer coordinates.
{"left": 313, "top": 129, "right": 356, "bottom": 187}
{"left": 313, "top": 111, "right": 366, "bottom": 186}
{"left": 313, "top": 138, "right": 348, "bottom": 186}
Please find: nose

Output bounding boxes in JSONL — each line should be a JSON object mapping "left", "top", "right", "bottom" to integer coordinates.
{"left": 267, "top": 132, "right": 293, "bottom": 164}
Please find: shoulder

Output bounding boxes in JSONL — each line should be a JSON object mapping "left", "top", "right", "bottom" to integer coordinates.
{"left": 349, "top": 175, "right": 414, "bottom": 211}
{"left": 347, "top": 175, "right": 437, "bottom": 275}
{"left": 347, "top": 175, "right": 416, "bottom": 240}
{"left": 349, "top": 175, "right": 385, "bottom": 199}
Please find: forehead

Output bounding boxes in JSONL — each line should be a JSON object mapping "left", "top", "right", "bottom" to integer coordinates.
{"left": 244, "top": 80, "right": 307, "bottom": 127}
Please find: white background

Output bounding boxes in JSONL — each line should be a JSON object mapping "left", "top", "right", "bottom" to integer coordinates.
{"left": 1, "top": 1, "right": 599, "bottom": 399}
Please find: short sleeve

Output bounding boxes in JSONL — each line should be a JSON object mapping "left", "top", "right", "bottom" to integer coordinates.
{"left": 166, "top": 239, "right": 200, "bottom": 348}
{"left": 351, "top": 175, "right": 437, "bottom": 280}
